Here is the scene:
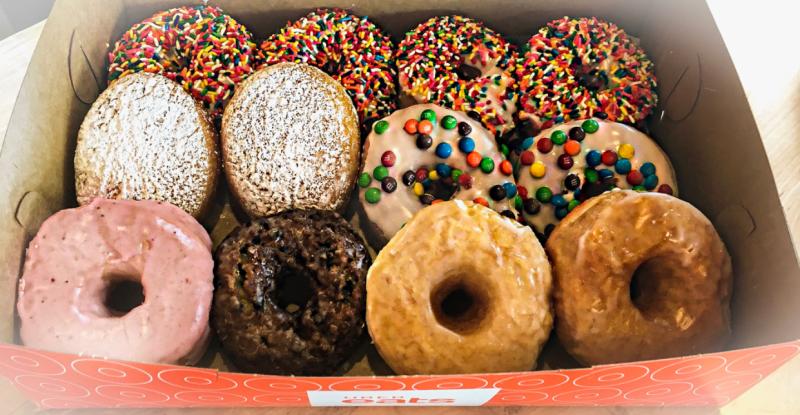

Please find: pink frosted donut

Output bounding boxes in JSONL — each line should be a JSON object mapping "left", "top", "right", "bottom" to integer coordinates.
{"left": 16, "top": 198, "right": 213, "bottom": 365}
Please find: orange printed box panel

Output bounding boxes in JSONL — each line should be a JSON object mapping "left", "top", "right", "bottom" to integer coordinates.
{"left": 0, "top": 341, "right": 798, "bottom": 408}
{"left": 1, "top": 0, "right": 799, "bottom": 409}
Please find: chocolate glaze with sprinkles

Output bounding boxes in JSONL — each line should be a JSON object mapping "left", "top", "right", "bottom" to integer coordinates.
{"left": 397, "top": 16, "right": 519, "bottom": 137}
{"left": 259, "top": 8, "right": 398, "bottom": 127}
{"left": 517, "top": 17, "right": 658, "bottom": 130}
{"left": 108, "top": 5, "right": 257, "bottom": 120}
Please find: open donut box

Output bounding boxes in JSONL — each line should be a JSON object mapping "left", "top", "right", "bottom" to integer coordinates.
{"left": 0, "top": 0, "right": 798, "bottom": 409}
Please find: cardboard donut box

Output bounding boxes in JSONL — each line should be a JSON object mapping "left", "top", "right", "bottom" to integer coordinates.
{"left": 0, "top": 0, "right": 798, "bottom": 409}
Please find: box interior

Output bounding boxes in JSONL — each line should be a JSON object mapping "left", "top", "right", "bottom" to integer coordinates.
{"left": 1, "top": 0, "right": 799, "bottom": 376}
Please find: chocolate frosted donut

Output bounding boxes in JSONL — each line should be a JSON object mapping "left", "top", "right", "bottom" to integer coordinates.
{"left": 212, "top": 209, "right": 370, "bottom": 375}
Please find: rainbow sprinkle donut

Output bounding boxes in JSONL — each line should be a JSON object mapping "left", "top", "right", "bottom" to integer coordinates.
{"left": 517, "top": 17, "right": 658, "bottom": 130}
{"left": 108, "top": 5, "right": 257, "bottom": 119}
{"left": 259, "top": 8, "right": 397, "bottom": 126}
{"left": 397, "top": 16, "right": 519, "bottom": 137}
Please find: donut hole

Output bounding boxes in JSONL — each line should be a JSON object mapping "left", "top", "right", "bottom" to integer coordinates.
{"left": 576, "top": 65, "right": 611, "bottom": 92}
{"left": 629, "top": 257, "right": 674, "bottom": 318}
{"left": 274, "top": 265, "right": 314, "bottom": 314}
{"left": 103, "top": 273, "right": 144, "bottom": 317}
{"left": 455, "top": 63, "right": 483, "bottom": 81}
{"left": 431, "top": 274, "right": 491, "bottom": 334}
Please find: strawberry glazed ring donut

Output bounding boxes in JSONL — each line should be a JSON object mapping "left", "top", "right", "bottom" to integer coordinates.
{"left": 397, "top": 16, "right": 519, "bottom": 137}
{"left": 16, "top": 199, "right": 214, "bottom": 365}
{"left": 517, "top": 17, "right": 658, "bottom": 130}
{"left": 358, "top": 104, "right": 518, "bottom": 245}
{"left": 546, "top": 191, "right": 732, "bottom": 365}
{"left": 367, "top": 200, "right": 553, "bottom": 375}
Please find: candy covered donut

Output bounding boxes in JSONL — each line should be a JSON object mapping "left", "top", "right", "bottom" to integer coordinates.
{"left": 546, "top": 191, "right": 732, "bottom": 365}
{"left": 517, "top": 17, "right": 658, "bottom": 130}
{"left": 213, "top": 210, "right": 370, "bottom": 375}
{"left": 367, "top": 200, "right": 552, "bottom": 374}
{"left": 259, "top": 8, "right": 397, "bottom": 126}
{"left": 108, "top": 5, "right": 257, "bottom": 118}
{"left": 397, "top": 16, "right": 518, "bottom": 136}
{"left": 358, "top": 104, "right": 517, "bottom": 244}
{"left": 514, "top": 119, "right": 676, "bottom": 237}
{"left": 17, "top": 199, "right": 213, "bottom": 365}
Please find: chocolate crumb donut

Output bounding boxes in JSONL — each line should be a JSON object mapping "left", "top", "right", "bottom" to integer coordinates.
{"left": 212, "top": 209, "right": 370, "bottom": 375}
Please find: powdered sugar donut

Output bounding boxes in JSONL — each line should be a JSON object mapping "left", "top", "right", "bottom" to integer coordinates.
{"left": 75, "top": 72, "right": 219, "bottom": 219}
{"left": 358, "top": 104, "right": 518, "bottom": 244}
{"left": 221, "top": 63, "right": 360, "bottom": 218}
{"left": 397, "top": 16, "right": 518, "bottom": 136}
{"left": 17, "top": 199, "right": 213, "bottom": 365}
{"left": 514, "top": 119, "right": 676, "bottom": 237}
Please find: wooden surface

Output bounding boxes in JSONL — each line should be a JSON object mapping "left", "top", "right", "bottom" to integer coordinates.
{"left": 0, "top": 0, "right": 798, "bottom": 413}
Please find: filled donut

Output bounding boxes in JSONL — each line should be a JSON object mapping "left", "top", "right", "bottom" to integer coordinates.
{"left": 517, "top": 17, "right": 658, "bottom": 131}
{"left": 212, "top": 209, "right": 370, "bottom": 375}
{"left": 546, "top": 190, "right": 732, "bottom": 365}
{"left": 75, "top": 72, "right": 219, "bottom": 218}
{"left": 259, "top": 8, "right": 397, "bottom": 127}
{"left": 108, "top": 5, "right": 257, "bottom": 118}
{"left": 367, "top": 200, "right": 552, "bottom": 374}
{"left": 221, "top": 63, "right": 360, "bottom": 218}
{"left": 397, "top": 16, "right": 518, "bottom": 136}
{"left": 17, "top": 199, "right": 214, "bottom": 365}
{"left": 513, "top": 118, "right": 676, "bottom": 238}
{"left": 358, "top": 103, "right": 518, "bottom": 244}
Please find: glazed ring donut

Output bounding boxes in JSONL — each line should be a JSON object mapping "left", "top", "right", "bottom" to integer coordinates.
{"left": 75, "top": 72, "right": 219, "bottom": 218}
{"left": 17, "top": 199, "right": 214, "bottom": 365}
{"left": 213, "top": 209, "right": 370, "bottom": 375}
{"left": 108, "top": 5, "right": 257, "bottom": 118}
{"left": 512, "top": 118, "right": 676, "bottom": 238}
{"left": 517, "top": 17, "right": 658, "bottom": 130}
{"left": 546, "top": 190, "right": 732, "bottom": 365}
{"left": 259, "top": 8, "right": 397, "bottom": 127}
{"left": 367, "top": 200, "right": 553, "bottom": 375}
{"left": 397, "top": 16, "right": 518, "bottom": 136}
{"left": 358, "top": 103, "right": 518, "bottom": 244}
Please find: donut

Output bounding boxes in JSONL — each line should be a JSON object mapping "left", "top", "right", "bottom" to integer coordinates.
{"left": 108, "top": 5, "right": 257, "bottom": 118}
{"left": 513, "top": 118, "right": 676, "bottom": 238}
{"left": 397, "top": 16, "right": 518, "bottom": 137}
{"left": 517, "top": 17, "right": 658, "bottom": 130}
{"left": 17, "top": 198, "right": 214, "bottom": 365}
{"left": 221, "top": 63, "right": 360, "bottom": 218}
{"left": 358, "top": 103, "right": 518, "bottom": 244}
{"left": 366, "top": 200, "right": 552, "bottom": 374}
{"left": 212, "top": 209, "right": 370, "bottom": 375}
{"left": 75, "top": 72, "right": 219, "bottom": 218}
{"left": 259, "top": 8, "right": 397, "bottom": 128}
{"left": 546, "top": 190, "right": 732, "bottom": 365}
